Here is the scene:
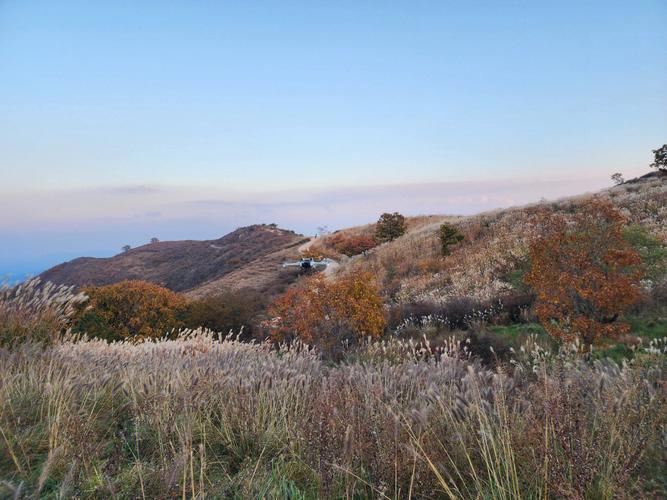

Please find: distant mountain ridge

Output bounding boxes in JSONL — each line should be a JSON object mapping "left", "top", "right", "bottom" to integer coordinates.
{"left": 40, "top": 224, "right": 308, "bottom": 296}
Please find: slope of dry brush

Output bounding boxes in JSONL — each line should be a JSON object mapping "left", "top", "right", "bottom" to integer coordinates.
{"left": 333, "top": 174, "right": 666, "bottom": 305}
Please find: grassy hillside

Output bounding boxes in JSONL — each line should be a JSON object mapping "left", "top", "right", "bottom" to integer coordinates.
{"left": 185, "top": 241, "right": 310, "bottom": 299}
{"left": 39, "top": 225, "right": 307, "bottom": 295}
{"left": 314, "top": 172, "right": 666, "bottom": 306}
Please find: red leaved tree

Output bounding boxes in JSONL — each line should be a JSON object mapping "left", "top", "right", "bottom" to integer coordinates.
{"left": 267, "top": 272, "right": 385, "bottom": 357}
{"left": 524, "top": 199, "right": 643, "bottom": 347}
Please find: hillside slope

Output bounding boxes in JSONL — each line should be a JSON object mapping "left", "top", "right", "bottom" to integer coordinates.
{"left": 185, "top": 243, "right": 310, "bottom": 299}
{"left": 314, "top": 172, "right": 666, "bottom": 304}
{"left": 39, "top": 173, "right": 665, "bottom": 302}
{"left": 40, "top": 225, "right": 308, "bottom": 294}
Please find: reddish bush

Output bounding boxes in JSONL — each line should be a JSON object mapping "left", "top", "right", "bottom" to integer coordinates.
{"left": 267, "top": 272, "right": 386, "bottom": 357}
{"left": 524, "top": 200, "right": 644, "bottom": 346}
{"left": 328, "top": 233, "right": 377, "bottom": 256}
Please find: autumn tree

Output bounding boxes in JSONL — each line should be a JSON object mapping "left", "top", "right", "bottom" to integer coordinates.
{"left": 72, "top": 280, "right": 186, "bottom": 341}
{"left": 267, "top": 271, "right": 386, "bottom": 357}
{"left": 524, "top": 200, "right": 643, "bottom": 347}
{"left": 439, "top": 223, "right": 464, "bottom": 256}
{"left": 375, "top": 212, "right": 407, "bottom": 242}
{"left": 650, "top": 144, "right": 666, "bottom": 172}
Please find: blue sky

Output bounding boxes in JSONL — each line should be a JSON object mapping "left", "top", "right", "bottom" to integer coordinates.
{"left": 1, "top": 1, "right": 666, "bottom": 278}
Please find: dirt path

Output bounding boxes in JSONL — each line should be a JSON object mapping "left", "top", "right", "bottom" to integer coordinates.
{"left": 297, "top": 237, "right": 314, "bottom": 253}
{"left": 297, "top": 236, "right": 340, "bottom": 277}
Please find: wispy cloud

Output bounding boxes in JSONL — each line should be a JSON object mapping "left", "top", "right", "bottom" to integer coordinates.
{"left": 0, "top": 176, "right": 613, "bottom": 232}
{"left": 96, "top": 185, "right": 161, "bottom": 195}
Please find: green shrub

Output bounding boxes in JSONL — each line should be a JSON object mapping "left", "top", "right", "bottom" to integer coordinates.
{"left": 649, "top": 143, "right": 667, "bottom": 172}
{"left": 505, "top": 256, "right": 532, "bottom": 294}
{"left": 438, "top": 223, "right": 464, "bottom": 256}
{"left": 623, "top": 224, "right": 667, "bottom": 282}
{"left": 374, "top": 212, "right": 406, "bottom": 242}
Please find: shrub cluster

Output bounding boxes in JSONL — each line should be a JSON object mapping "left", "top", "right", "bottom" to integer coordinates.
{"left": 69, "top": 281, "right": 266, "bottom": 342}
{"left": 267, "top": 272, "right": 386, "bottom": 358}
{"left": 390, "top": 293, "right": 533, "bottom": 333}
{"left": 327, "top": 232, "right": 377, "bottom": 256}
{"left": 179, "top": 289, "right": 265, "bottom": 339}
{"left": 72, "top": 280, "right": 186, "bottom": 341}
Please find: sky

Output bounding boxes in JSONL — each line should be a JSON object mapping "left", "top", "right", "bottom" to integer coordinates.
{"left": 1, "top": 0, "right": 666, "bottom": 279}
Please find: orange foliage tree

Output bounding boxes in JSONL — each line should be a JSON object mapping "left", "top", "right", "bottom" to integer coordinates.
{"left": 267, "top": 271, "right": 386, "bottom": 355}
{"left": 73, "top": 280, "right": 186, "bottom": 341}
{"left": 524, "top": 200, "right": 643, "bottom": 346}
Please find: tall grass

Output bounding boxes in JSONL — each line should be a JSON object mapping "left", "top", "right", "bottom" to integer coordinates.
{"left": 1, "top": 331, "right": 664, "bottom": 499}
{"left": 0, "top": 279, "right": 85, "bottom": 347}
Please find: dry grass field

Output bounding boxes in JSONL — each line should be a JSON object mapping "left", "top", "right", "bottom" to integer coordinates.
{"left": 1, "top": 331, "right": 665, "bottom": 499}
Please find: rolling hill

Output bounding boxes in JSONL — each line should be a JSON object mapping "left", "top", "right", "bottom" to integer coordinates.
{"left": 40, "top": 224, "right": 309, "bottom": 296}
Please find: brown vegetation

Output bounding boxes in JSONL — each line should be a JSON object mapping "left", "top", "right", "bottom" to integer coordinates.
{"left": 267, "top": 272, "right": 386, "bottom": 357}
{"left": 180, "top": 289, "right": 265, "bottom": 339}
{"left": 525, "top": 200, "right": 644, "bottom": 346}
{"left": 0, "top": 279, "right": 85, "bottom": 347}
{"left": 327, "top": 232, "right": 377, "bottom": 256}
{"left": 334, "top": 174, "right": 666, "bottom": 307}
{"left": 0, "top": 332, "right": 664, "bottom": 498}
{"left": 72, "top": 280, "right": 186, "bottom": 341}
{"left": 40, "top": 224, "right": 305, "bottom": 295}
{"left": 1, "top": 174, "right": 666, "bottom": 497}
